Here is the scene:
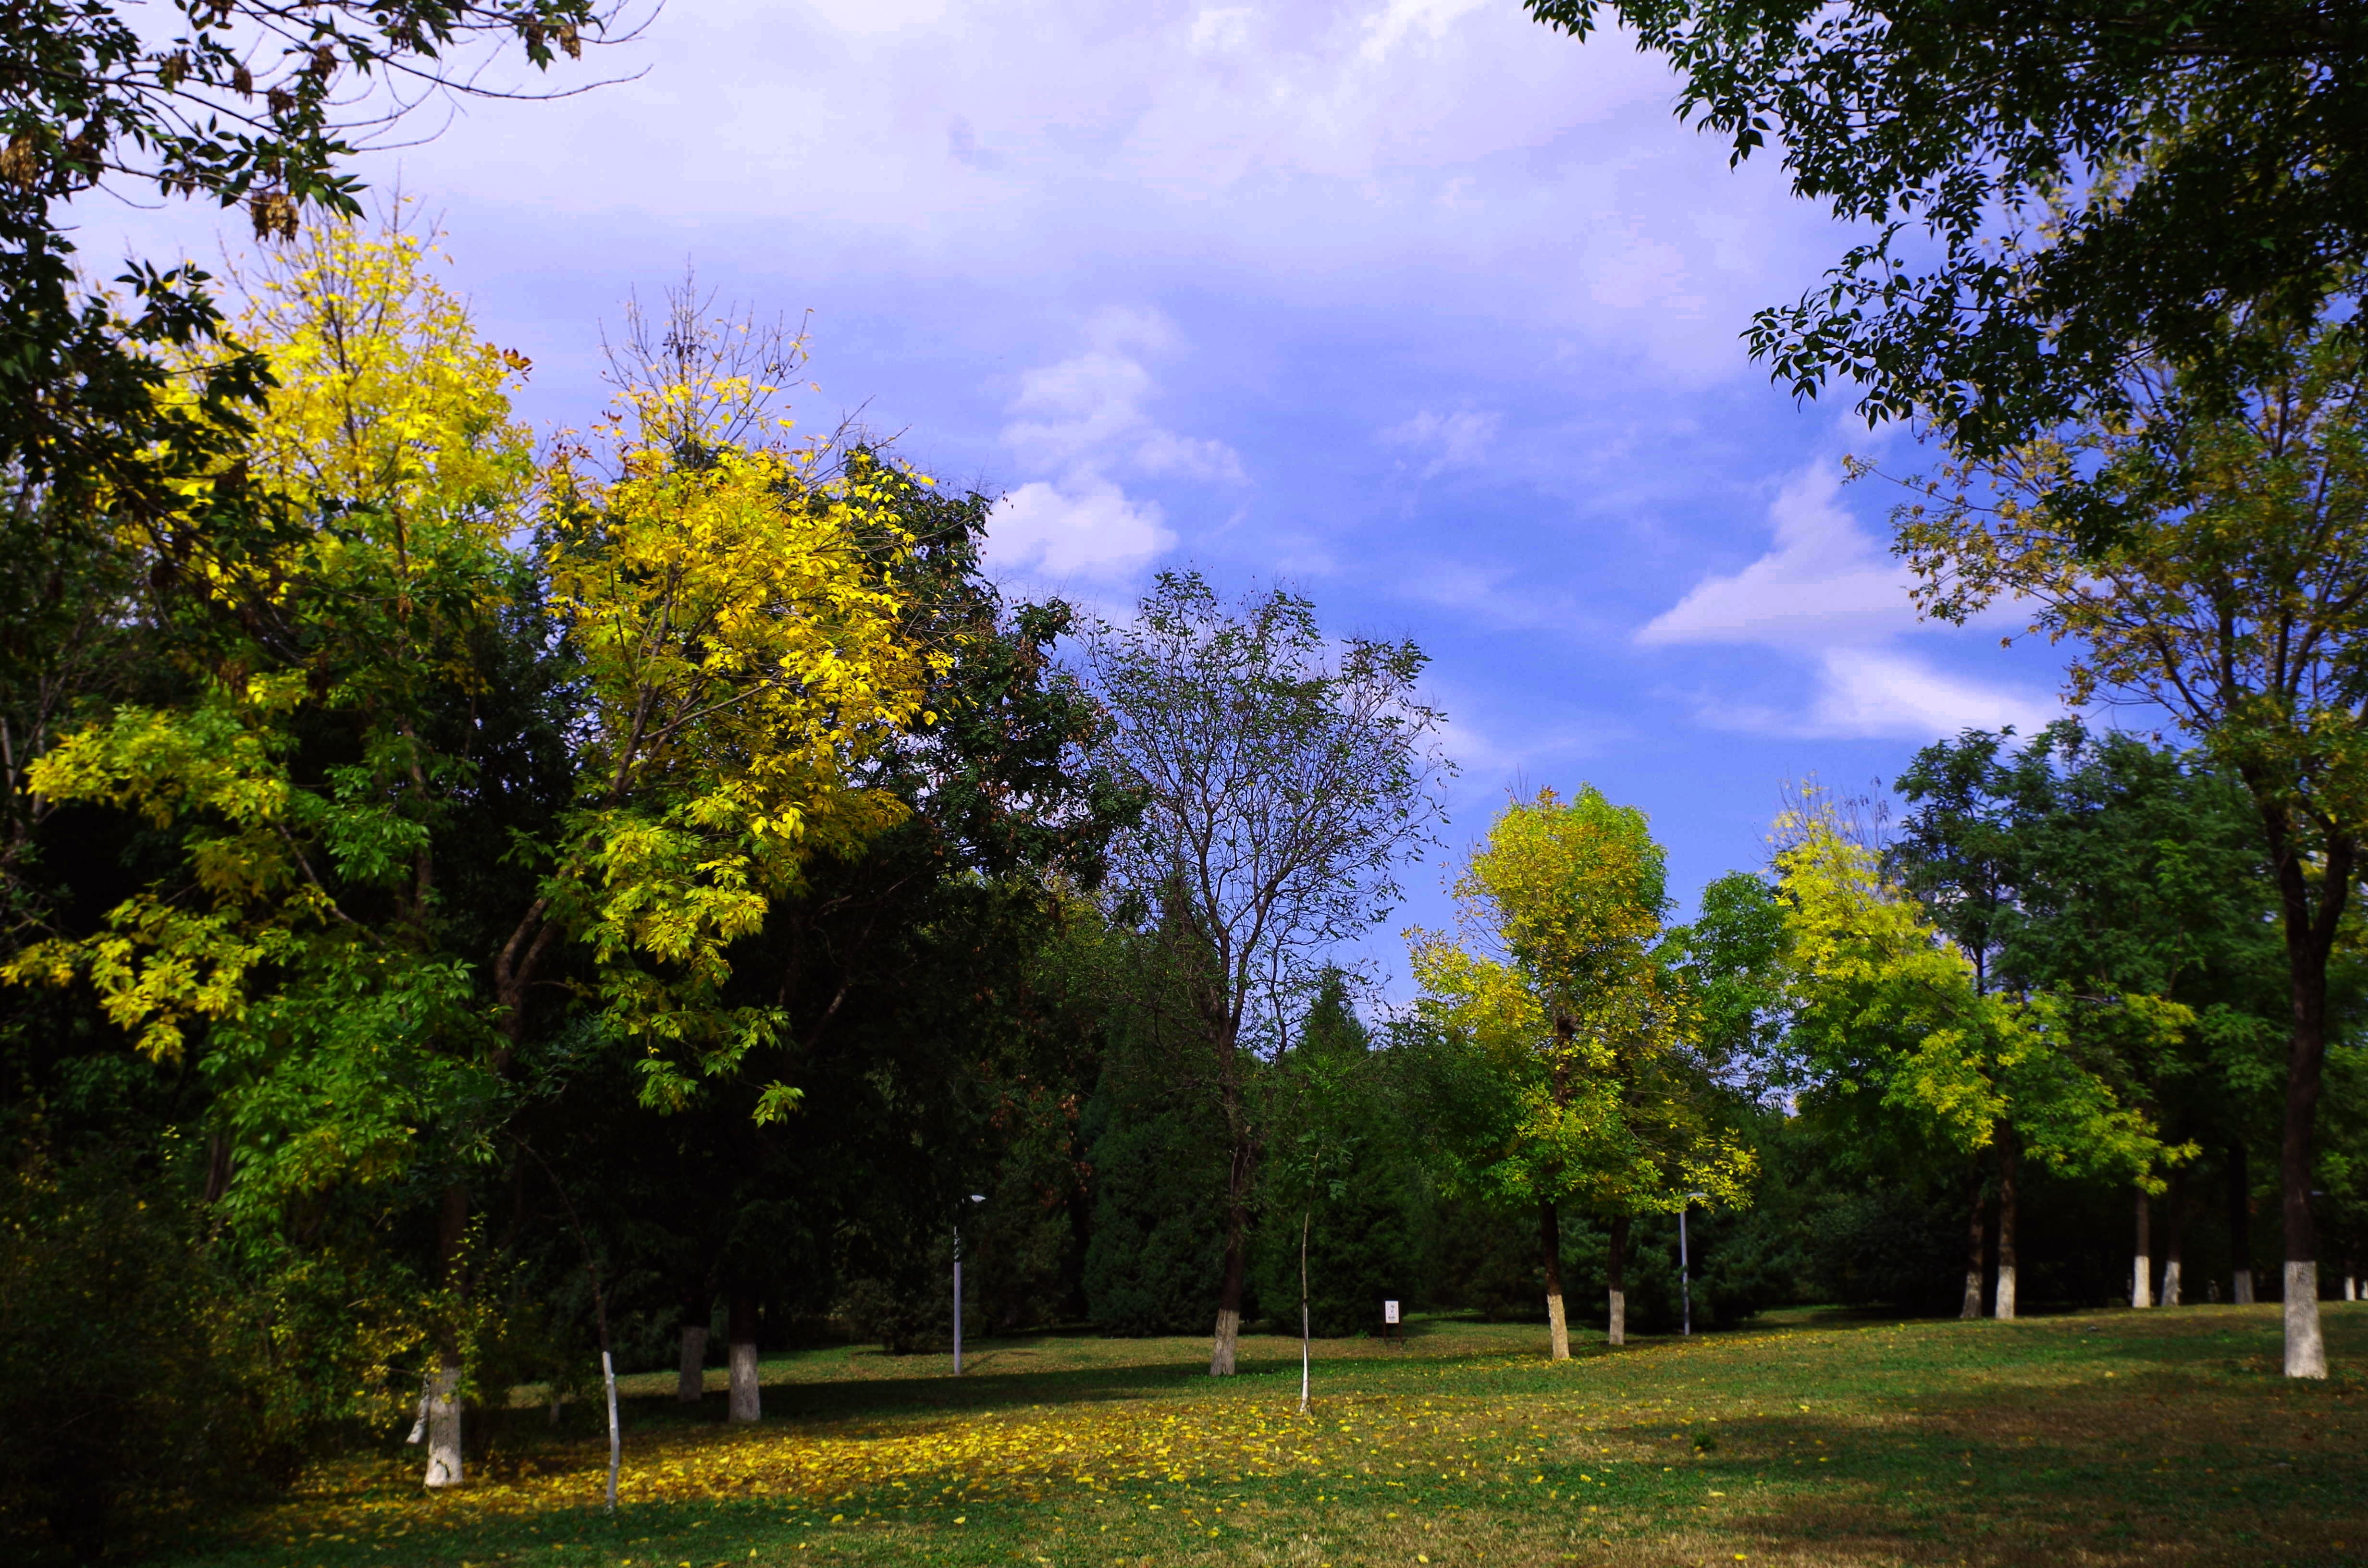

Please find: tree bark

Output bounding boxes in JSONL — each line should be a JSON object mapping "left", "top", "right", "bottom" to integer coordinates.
{"left": 1606, "top": 1214, "right": 1629, "bottom": 1347}
{"left": 1961, "top": 1161, "right": 1987, "bottom": 1320}
{"left": 2279, "top": 927, "right": 2332, "bottom": 1376}
{"left": 423, "top": 1359, "right": 463, "bottom": 1489}
{"left": 2229, "top": 1142, "right": 2255, "bottom": 1304}
{"left": 1298, "top": 1211, "right": 1312, "bottom": 1412}
{"left": 1540, "top": 1200, "right": 1569, "bottom": 1361}
{"left": 1993, "top": 1128, "right": 2019, "bottom": 1321}
{"left": 425, "top": 1182, "right": 469, "bottom": 1489}
{"left": 677, "top": 1322, "right": 708, "bottom": 1403}
{"left": 1209, "top": 1097, "right": 1252, "bottom": 1377}
{"left": 727, "top": 1288, "right": 761, "bottom": 1422}
{"left": 2259, "top": 808, "right": 2347, "bottom": 1378}
{"left": 2162, "top": 1168, "right": 2185, "bottom": 1306}
{"left": 2133, "top": 1188, "right": 2153, "bottom": 1309}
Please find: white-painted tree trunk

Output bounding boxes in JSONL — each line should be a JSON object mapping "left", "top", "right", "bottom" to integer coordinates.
{"left": 2234, "top": 1267, "right": 2255, "bottom": 1304}
{"left": 1993, "top": 1132, "right": 2018, "bottom": 1320}
{"left": 2285, "top": 1262, "right": 2327, "bottom": 1378}
{"left": 602, "top": 1349, "right": 620, "bottom": 1512}
{"left": 728, "top": 1289, "right": 761, "bottom": 1421}
{"left": 728, "top": 1339, "right": 760, "bottom": 1422}
{"left": 2161, "top": 1258, "right": 2182, "bottom": 1307}
{"left": 1606, "top": 1214, "right": 1629, "bottom": 1347}
{"left": 1540, "top": 1201, "right": 1569, "bottom": 1361}
{"left": 2132, "top": 1189, "right": 2152, "bottom": 1308}
{"left": 676, "top": 1324, "right": 707, "bottom": 1402}
{"left": 2345, "top": 1274, "right": 2357, "bottom": 1302}
{"left": 1298, "top": 1213, "right": 1311, "bottom": 1414}
{"left": 423, "top": 1360, "right": 463, "bottom": 1489}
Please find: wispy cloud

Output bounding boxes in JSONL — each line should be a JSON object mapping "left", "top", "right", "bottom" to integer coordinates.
{"left": 1642, "top": 462, "right": 2057, "bottom": 738}
{"left": 1639, "top": 465, "right": 1916, "bottom": 647}
{"left": 1383, "top": 407, "right": 1502, "bottom": 476}
{"left": 984, "top": 307, "right": 1236, "bottom": 584}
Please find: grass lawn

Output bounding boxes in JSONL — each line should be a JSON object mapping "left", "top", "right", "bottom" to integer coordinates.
{"left": 157, "top": 1304, "right": 2368, "bottom": 1568}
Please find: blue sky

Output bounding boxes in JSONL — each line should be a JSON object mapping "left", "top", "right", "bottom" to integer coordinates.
{"left": 89, "top": 0, "right": 2077, "bottom": 990}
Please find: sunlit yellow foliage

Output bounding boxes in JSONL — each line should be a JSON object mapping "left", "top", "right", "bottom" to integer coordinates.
{"left": 1773, "top": 803, "right": 2183, "bottom": 1183}
{"left": 1411, "top": 787, "right": 1755, "bottom": 1218}
{"left": 541, "top": 380, "right": 939, "bottom": 1109}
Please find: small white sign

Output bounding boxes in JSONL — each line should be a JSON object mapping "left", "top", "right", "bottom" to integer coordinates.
{"left": 1383, "top": 1299, "right": 1401, "bottom": 1325}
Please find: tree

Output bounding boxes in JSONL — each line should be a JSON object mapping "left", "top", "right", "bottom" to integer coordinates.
{"left": 1892, "top": 724, "right": 2288, "bottom": 1314}
{"left": 0, "top": 0, "right": 615, "bottom": 485}
{"left": 1262, "top": 972, "right": 1386, "bottom": 1411}
{"left": 1894, "top": 313, "right": 2368, "bottom": 1374}
{"left": 1524, "top": 0, "right": 2368, "bottom": 455}
{"left": 5, "top": 222, "right": 939, "bottom": 1480}
{"left": 1776, "top": 802, "right": 2184, "bottom": 1317}
{"left": 1411, "top": 786, "right": 1755, "bottom": 1356}
{"left": 1085, "top": 573, "right": 1448, "bottom": 1375}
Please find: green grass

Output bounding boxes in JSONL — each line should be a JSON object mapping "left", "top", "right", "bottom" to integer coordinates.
{"left": 153, "top": 1304, "right": 2368, "bottom": 1568}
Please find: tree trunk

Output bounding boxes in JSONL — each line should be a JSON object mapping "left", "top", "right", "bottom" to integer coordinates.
{"left": 2133, "top": 1188, "right": 2153, "bottom": 1309}
{"left": 2280, "top": 949, "right": 2331, "bottom": 1377}
{"left": 676, "top": 1287, "right": 709, "bottom": 1403}
{"left": 2162, "top": 1168, "right": 2185, "bottom": 1307}
{"left": 425, "top": 1182, "right": 469, "bottom": 1489}
{"left": 2261, "top": 811, "right": 2347, "bottom": 1378}
{"left": 727, "top": 1289, "right": 761, "bottom": 1422}
{"left": 1961, "top": 1161, "right": 1987, "bottom": 1320}
{"left": 1298, "top": 1211, "right": 1312, "bottom": 1413}
{"left": 423, "top": 1357, "right": 464, "bottom": 1489}
{"left": 1540, "top": 1200, "right": 1569, "bottom": 1361}
{"left": 1993, "top": 1128, "right": 2018, "bottom": 1321}
{"left": 1606, "top": 1214, "right": 1629, "bottom": 1347}
{"left": 1209, "top": 1119, "right": 1252, "bottom": 1377}
{"left": 2229, "top": 1143, "right": 2255, "bottom": 1304}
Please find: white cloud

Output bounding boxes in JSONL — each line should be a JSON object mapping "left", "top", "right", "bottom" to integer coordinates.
{"left": 1803, "top": 649, "right": 2058, "bottom": 739}
{"left": 983, "top": 306, "right": 1236, "bottom": 584}
{"left": 998, "top": 307, "right": 1244, "bottom": 481}
{"left": 1360, "top": 0, "right": 1493, "bottom": 63}
{"left": 986, "top": 480, "right": 1175, "bottom": 581}
{"left": 1639, "top": 465, "right": 1916, "bottom": 647}
{"left": 1643, "top": 461, "right": 2056, "bottom": 738}
{"left": 1384, "top": 408, "right": 1501, "bottom": 475}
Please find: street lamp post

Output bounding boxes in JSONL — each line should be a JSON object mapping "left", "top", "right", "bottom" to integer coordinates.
{"left": 1680, "top": 1192, "right": 1708, "bottom": 1337}
{"left": 953, "top": 1194, "right": 986, "bottom": 1374}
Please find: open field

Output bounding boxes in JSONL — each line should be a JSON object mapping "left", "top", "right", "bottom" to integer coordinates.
{"left": 158, "top": 1306, "right": 2368, "bottom": 1568}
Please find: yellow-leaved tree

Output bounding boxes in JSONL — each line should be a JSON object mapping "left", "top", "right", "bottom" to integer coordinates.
{"left": 532, "top": 383, "right": 936, "bottom": 1115}
{"left": 8, "top": 219, "right": 939, "bottom": 1481}
{"left": 1411, "top": 786, "right": 1754, "bottom": 1358}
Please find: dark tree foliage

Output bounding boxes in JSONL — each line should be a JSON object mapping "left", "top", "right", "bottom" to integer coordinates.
{"left": 1526, "top": 0, "right": 2368, "bottom": 453}
{"left": 507, "top": 467, "right": 1135, "bottom": 1375}
{"left": 1252, "top": 975, "right": 1432, "bottom": 1338}
{"left": 1891, "top": 722, "right": 2290, "bottom": 1150}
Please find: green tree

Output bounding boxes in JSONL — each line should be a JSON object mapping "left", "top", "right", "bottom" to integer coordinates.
{"left": 1084, "top": 573, "right": 1447, "bottom": 1376}
{"left": 1776, "top": 798, "right": 2185, "bottom": 1318}
{"left": 1524, "top": 0, "right": 2368, "bottom": 454}
{"left": 1259, "top": 972, "right": 1412, "bottom": 1409}
{"left": 1894, "top": 313, "right": 2368, "bottom": 1374}
{"left": 1893, "top": 724, "right": 2288, "bottom": 1313}
{"left": 1411, "top": 786, "right": 1755, "bottom": 1357}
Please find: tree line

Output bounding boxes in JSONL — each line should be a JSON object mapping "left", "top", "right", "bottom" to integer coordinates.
{"left": 8, "top": 0, "right": 2368, "bottom": 1559}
